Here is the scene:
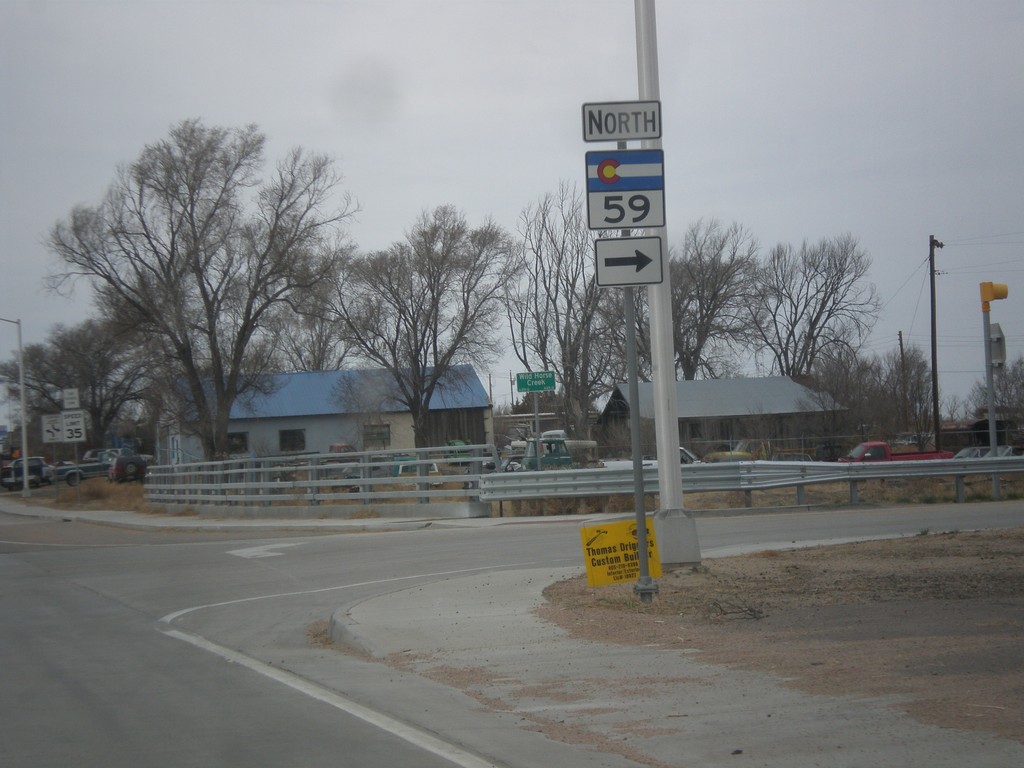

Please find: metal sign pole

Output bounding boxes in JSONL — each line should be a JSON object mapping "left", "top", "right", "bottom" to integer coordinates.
{"left": 634, "top": 0, "right": 701, "bottom": 566}
{"left": 624, "top": 285, "right": 657, "bottom": 601}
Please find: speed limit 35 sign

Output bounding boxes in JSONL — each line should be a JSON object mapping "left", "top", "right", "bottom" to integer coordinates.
{"left": 61, "top": 410, "right": 87, "bottom": 443}
{"left": 585, "top": 149, "right": 665, "bottom": 231}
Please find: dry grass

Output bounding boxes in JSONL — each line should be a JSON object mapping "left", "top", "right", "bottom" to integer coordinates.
{"left": 21, "top": 478, "right": 157, "bottom": 513}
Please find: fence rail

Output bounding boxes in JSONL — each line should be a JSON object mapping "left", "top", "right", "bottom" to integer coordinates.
{"left": 145, "top": 447, "right": 1024, "bottom": 516}
{"left": 479, "top": 456, "right": 1024, "bottom": 506}
{"left": 144, "top": 444, "right": 498, "bottom": 514}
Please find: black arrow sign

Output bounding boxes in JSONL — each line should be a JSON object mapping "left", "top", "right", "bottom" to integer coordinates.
{"left": 605, "top": 249, "right": 653, "bottom": 272}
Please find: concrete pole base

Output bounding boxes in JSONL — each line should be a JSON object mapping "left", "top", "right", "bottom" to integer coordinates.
{"left": 653, "top": 507, "right": 702, "bottom": 568}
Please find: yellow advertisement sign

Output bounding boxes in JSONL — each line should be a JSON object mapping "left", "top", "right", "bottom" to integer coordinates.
{"left": 580, "top": 518, "right": 661, "bottom": 587}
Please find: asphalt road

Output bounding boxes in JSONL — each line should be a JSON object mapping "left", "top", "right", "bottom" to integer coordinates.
{"left": 2, "top": 501, "right": 1021, "bottom": 768}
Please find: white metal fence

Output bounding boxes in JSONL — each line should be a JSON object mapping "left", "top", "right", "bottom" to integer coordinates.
{"left": 145, "top": 447, "right": 1024, "bottom": 516}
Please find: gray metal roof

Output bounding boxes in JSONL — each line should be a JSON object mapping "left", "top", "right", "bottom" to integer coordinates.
{"left": 612, "top": 376, "right": 837, "bottom": 420}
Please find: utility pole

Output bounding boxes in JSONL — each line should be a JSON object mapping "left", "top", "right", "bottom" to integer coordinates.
{"left": 898, "top": 330, "right": 909, "bottom": 431}
{"left": 928, "top": 235, "right": 943, "bottom": 449}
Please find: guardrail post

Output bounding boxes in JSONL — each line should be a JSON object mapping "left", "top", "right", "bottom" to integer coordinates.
{"left": 849, "top": 479, "right": 859, "bottom": 505}
{"left": 309, "top": 459, "right": 319, "bottom": 507}
{"left": 796, "top": 484, "right": 806, "bottom": 505}
{"left": 955, "top": 474, "right": 966, "bottom": 503}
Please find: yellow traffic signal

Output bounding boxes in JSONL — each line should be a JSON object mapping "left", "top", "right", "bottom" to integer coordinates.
{"left": 980, "top": 281, "right": 1009, "bottom": 310}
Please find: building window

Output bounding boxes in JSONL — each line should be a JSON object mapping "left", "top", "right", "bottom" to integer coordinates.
{"left": 279, "top": 429, "right": 306, "bottom": 453}
{"left": 362, "top": 423, "right": 391, "bottom": 449}
{"left": 227, "top": 432, "right": 249, "bottom": 455}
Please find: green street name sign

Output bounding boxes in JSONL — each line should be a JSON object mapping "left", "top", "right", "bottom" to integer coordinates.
{"left": 516, "top": 371, "right": 556, "bottom": 393}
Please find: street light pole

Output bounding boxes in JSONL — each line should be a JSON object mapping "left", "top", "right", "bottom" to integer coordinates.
{"left": 0, "top": 317, "right": 29, "bottom": 497}
{"left": 980, "top": 282, "right": 1009, "bottom": 499}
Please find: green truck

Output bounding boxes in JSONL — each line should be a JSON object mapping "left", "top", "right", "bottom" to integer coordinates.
{"left": 512, "top": 437, "right": 599, "bottom": 471}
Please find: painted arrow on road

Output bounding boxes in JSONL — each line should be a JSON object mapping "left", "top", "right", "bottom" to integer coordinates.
{"left": 227, "top": 543, "right": 303, "bottom": 559}
{"left": 604, "top": 248, "right": 653, "bottom": 272}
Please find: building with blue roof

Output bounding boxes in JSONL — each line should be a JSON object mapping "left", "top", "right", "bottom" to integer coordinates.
{"left": 171, "top": 365, "right": 493, "bottom": 460}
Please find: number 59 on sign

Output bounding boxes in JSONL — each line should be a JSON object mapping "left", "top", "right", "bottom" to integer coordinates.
{"left": 585, "top": 149, "right": 665, "bottom": 231}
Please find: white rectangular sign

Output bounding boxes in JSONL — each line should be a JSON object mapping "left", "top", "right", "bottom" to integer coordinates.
{"left": 585, "top": 149, "right": 665, "bottom": 230}
{"left": 62, "top": 388, "right": 80, "bottom": 410}
{"left": 61, "top": 410, "right": 87, "bottom": 443}
{"left": 582, "top": 100, "right": 661, "bottom": 142}
{"left": 595, "top": 236, "right": 664, "bottom": 287}
{"left": 42, "top": 414, "right": 63, "bottom": 443}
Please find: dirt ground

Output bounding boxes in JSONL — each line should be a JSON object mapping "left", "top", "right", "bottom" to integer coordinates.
{"left": 539, "top": 527, "right": 1024, "bottom": 743}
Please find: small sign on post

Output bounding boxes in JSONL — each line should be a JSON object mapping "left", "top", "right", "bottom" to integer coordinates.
{"left": 61, "top": 410, "right": 87, "bottom": 443}
{"left": 515, "top": 371, "right": 556, "bottom": 393}
{"left": 582, "top": 100, "right": 661, "bottom": 142}
{"left": 585, "top": 149, "right": 665, "bottom": 230}
{"left": 42, "top": 414, "right": 63, "bottom": 444}
{"left": 580, "top": 518, "right": 662, "bottom": 587}
{"left": 62, "top": 388, "right": 80, "bottom": 410}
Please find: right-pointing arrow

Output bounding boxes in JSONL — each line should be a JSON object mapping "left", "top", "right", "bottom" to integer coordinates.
{"left": 605, "top": 249, "right": 653, "bottom": 272}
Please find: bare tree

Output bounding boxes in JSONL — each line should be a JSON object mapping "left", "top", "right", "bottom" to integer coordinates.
{"left": 879, "top": 343, "right": 933, "bottom": 441}
{"left": 332, "top": 205, "right": 517, "bottom": 447}
{"left": 597, "top": 285, "right": 651, "bottom": 382}
{"left": 671, "top": 219, "right": 759, "bottom": 380}
{"left": 970, "top": 354, "right": 1024, "bottom": 429}
{"left": 47, "top": 120, "right": 353, "bottom": 458}
{"left": 0, "top": 320, "right": 150, "bottom": 454}
{"left": 266, "top": 273, "right": 356, "bottom": 372}
{"left": 750, "top": 234, "right": 879, "bottom": 376}
{"left": 505, "top": 184, "right": 618, "bottom": 439}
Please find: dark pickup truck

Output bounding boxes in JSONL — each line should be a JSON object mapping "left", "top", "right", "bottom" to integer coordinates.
{"left": 57, "top": 448, "right": 121, "bottom": 486}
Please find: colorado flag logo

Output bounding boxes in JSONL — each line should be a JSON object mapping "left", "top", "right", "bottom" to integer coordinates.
{"left": 586, "top": 149, "right": 664, "bottom": 192}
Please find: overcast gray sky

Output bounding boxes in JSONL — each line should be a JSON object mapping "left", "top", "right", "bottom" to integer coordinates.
{"left": 2, "top": 0, "right": 1022, "bottom": 411}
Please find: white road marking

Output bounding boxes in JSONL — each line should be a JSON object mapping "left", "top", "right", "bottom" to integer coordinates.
{"left": 157, "top": 565, "right": 552, "bottom": 768}
{"left": 161, "top": 627, "right": 502, "bottom": 768}
{"left": 157, "top": 563, "right": 551, "bottom": 624}
{"left": 226, "top": 542, "right": 303, "bottom": 558}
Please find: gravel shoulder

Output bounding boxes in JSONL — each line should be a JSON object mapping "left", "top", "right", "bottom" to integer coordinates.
{"left": 539, "top": 528, "right": 1024, "bottom": 743}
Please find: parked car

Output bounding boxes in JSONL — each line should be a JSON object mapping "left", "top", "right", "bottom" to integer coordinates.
{"left": 395, "top": 460, "right": 443, "bottom": 486}
{"left": 953, "top": 445, "right": 1015, "bottom": 459}
{"left": 774, "top": 451, "right": 813, "bottom": 462}
{"left": 679, "top": 446, "right": 701, "bottom": 465}
{"left": 812, "top": 444, "right": 845, "bottom": 462}
{"left": 58, "top": 448, "right": 121, "bottom": 486}
{"left": 107, "top": 454, "right": 147, "bottom": 483}
{"left": 702, "top": 440, "right": 770, "bottom": 462}
{"left": 2, "top": 457, "right": 55, "bottom": 489}
{"left": 839, "top": 442, "right": 954, "bottom": 462}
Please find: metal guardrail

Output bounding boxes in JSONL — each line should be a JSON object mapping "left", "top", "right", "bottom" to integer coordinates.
{"left": 477, "top": 456, "right": 1024, "bottom": 506}
{"left": 144, "top": 444, "right": 498, "bottom": 510}
{"left": 145, "top": 446, "right": 1024, "bottom": 513}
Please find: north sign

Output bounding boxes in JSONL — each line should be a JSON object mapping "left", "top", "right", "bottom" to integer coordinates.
{"left": 595, "top": 236, "right": 663, "bottom": 287}
{"left": 585, "top": 149, "right": 665, "bottom": 230}
{"left": 582, "top": 100, "right": 661, "bottom": 142}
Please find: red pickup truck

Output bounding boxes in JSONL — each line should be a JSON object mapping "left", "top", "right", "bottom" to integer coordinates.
{"left": 839, "top": 442, "right": 954, "bottom": 462}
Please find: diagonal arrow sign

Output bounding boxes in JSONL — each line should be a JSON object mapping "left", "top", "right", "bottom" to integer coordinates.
{"left": 604, "top": 248, "right": 653, "bottom": 272}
